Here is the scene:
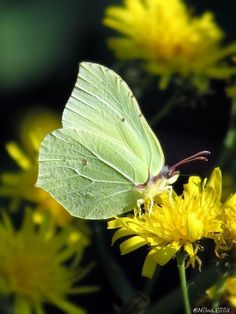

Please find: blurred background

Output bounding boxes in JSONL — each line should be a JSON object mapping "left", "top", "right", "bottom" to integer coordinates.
{"left": 1, "top": 0, "right": 235, "bottom": 155}
{"left": 0, "top": 0, "right": 236, "bottom": 313}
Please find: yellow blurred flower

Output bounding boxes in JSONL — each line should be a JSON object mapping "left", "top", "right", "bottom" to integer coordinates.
{"left": 0, "top": 110, "right": 72, "bottom": 226}
{"left": 103, "top": 0, "right": 236, "bottom": 89}
{"left": 225, "top": 277, "right": 236, "bottom": 308}
{"left": 108, "top": 168, "right": 223, "bottom": 278}
{"left": 226, "top": 85, "right": 236, "bottom": 98}
{"left": 0, "top": 209, "right": 98, "bottom": 314}
{"left": 220, "top": 192, "right": 236, "bottom": 248}
{"left": 207, "top": 276, "right": 236, "bottom": 308}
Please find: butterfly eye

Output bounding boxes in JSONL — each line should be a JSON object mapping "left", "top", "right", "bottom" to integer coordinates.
{"left": 167, "top": 170, "right": 174, "bottom": 178}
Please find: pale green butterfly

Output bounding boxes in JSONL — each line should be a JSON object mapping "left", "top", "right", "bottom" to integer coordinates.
{"left": 36, "top": 62, "right": 210, "bottom": 219}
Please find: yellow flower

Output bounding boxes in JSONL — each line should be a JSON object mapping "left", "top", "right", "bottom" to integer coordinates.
{"left": 225, "top": 277, "right": 236, "bottom": 308}
{"left": 207, "top": 276, "right": 236, "bottom": 308}
{"left": 226, "top": 86, "right": 236, "bottom": 97}
{"left": 226, "top": 56, "right": 236, "bottom": 97}
{"left": 220, "top": 193, "right": 236, "bottom": 248}
{"left": 103, "top": 0, "right": 236, "bottom": 89}
{"left": 0, "top": 209, "right": 98, "bottom": 314}
{"left": 108, "top": 168, "right": 223, "bottom": 278}
{"left": 0, "top": 110, "right": 72, "bottom": 227}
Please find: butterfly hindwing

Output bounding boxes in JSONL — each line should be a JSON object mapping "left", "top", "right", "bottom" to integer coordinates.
{"left": 37, "top": 128, "right": 143, "bottom": 219}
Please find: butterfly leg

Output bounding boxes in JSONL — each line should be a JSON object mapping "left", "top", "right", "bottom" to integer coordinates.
{"left": 136, "top": 198, "right": 144, "bottom": 217}
{"left": 156, "top": 185, "right": 174, "bottom": 204}
{"left": 146, "top": 196, "right": 154, "bottom": 213}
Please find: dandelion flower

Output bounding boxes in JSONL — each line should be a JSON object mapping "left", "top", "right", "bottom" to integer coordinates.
{"left": 219, "top": 192, "right": 236, "bottom": 248}
{"left": 207, "top": 276, "right": 236, "bottom": 309}
{"left": 0, "top": 209, "right": 97, "bottom": 314}
{"left": 108, "top": 168, "right": 223, "bottom": 278}
{"left": 226, "top": 86, "right": 236, "bottom": 98}
{"left": 104, "top": 0, "right": 236, "bottom": 89}
{"left": 0, "top": 110, "right": 72, "bottom": 226}
{"left": 224, "top": 277, "right": 236, "bottom": 308}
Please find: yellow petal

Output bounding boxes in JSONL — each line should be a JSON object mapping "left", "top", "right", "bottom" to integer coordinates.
{"left": 224, "top": 192, "right": 236, "bottom": 209}
{"left": 228, "top": 296, "right": 236, "bottom": 307}
{"left": 187, "top": 213, "right": 203, "bottom": 241}
{"left": 142, "top": 249, "right": 159, "bottom": 278}
{"left": 6, "top": 142, "right": 31, "bottom": 170}
{"left": 107, "top": 218, "right": 124, "bottom": 229}
{"left": 111, "top": 228, "right": 136, "bottom": 245}
{"left": 207, "top": 167, "right": 222, "bottom": 199}
{"left": 184, "top": 243, "right": 194, "bottom": 258}
{"left": 120, "top": 236, "right": 147, "bottom": 255}
{"left": 184, "top": 176, "right": 201, "bottom": 195}
{"left": 150, "top": 243, "right": 180, "bottom": 266}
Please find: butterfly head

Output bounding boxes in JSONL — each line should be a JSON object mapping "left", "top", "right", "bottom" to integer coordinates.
{"left": 136, "top": 151, "right": 210, "bottom": 193}
{"left": 158, "top": 165, "right": 180, "bottom": 185}
{"left": 163, "top": 150, "right": 211, "bottom": 183}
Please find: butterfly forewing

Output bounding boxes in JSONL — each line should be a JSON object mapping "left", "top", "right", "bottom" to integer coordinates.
{"left": 62, "top": 62, "right": 164, "bottom": 180}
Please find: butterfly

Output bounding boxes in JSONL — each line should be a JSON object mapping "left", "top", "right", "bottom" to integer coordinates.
{"left": 36, "top": 62, "right": 209, "bottom": 219}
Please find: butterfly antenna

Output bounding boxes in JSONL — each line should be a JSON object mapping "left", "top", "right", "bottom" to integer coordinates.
{"left": 170, "top": 151, "right": 211, "bottom": 173}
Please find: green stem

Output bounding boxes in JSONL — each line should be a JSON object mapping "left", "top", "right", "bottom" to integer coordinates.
{"left": 176, "top": 252, "right": 191, "bottom": 314}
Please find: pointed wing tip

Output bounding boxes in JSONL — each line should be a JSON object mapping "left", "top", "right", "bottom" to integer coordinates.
{"left": 79, "top": 61, "right": 107, "bottom": 73}
{"left": 79, "top": 61, "right": 95, "bottom": 70}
